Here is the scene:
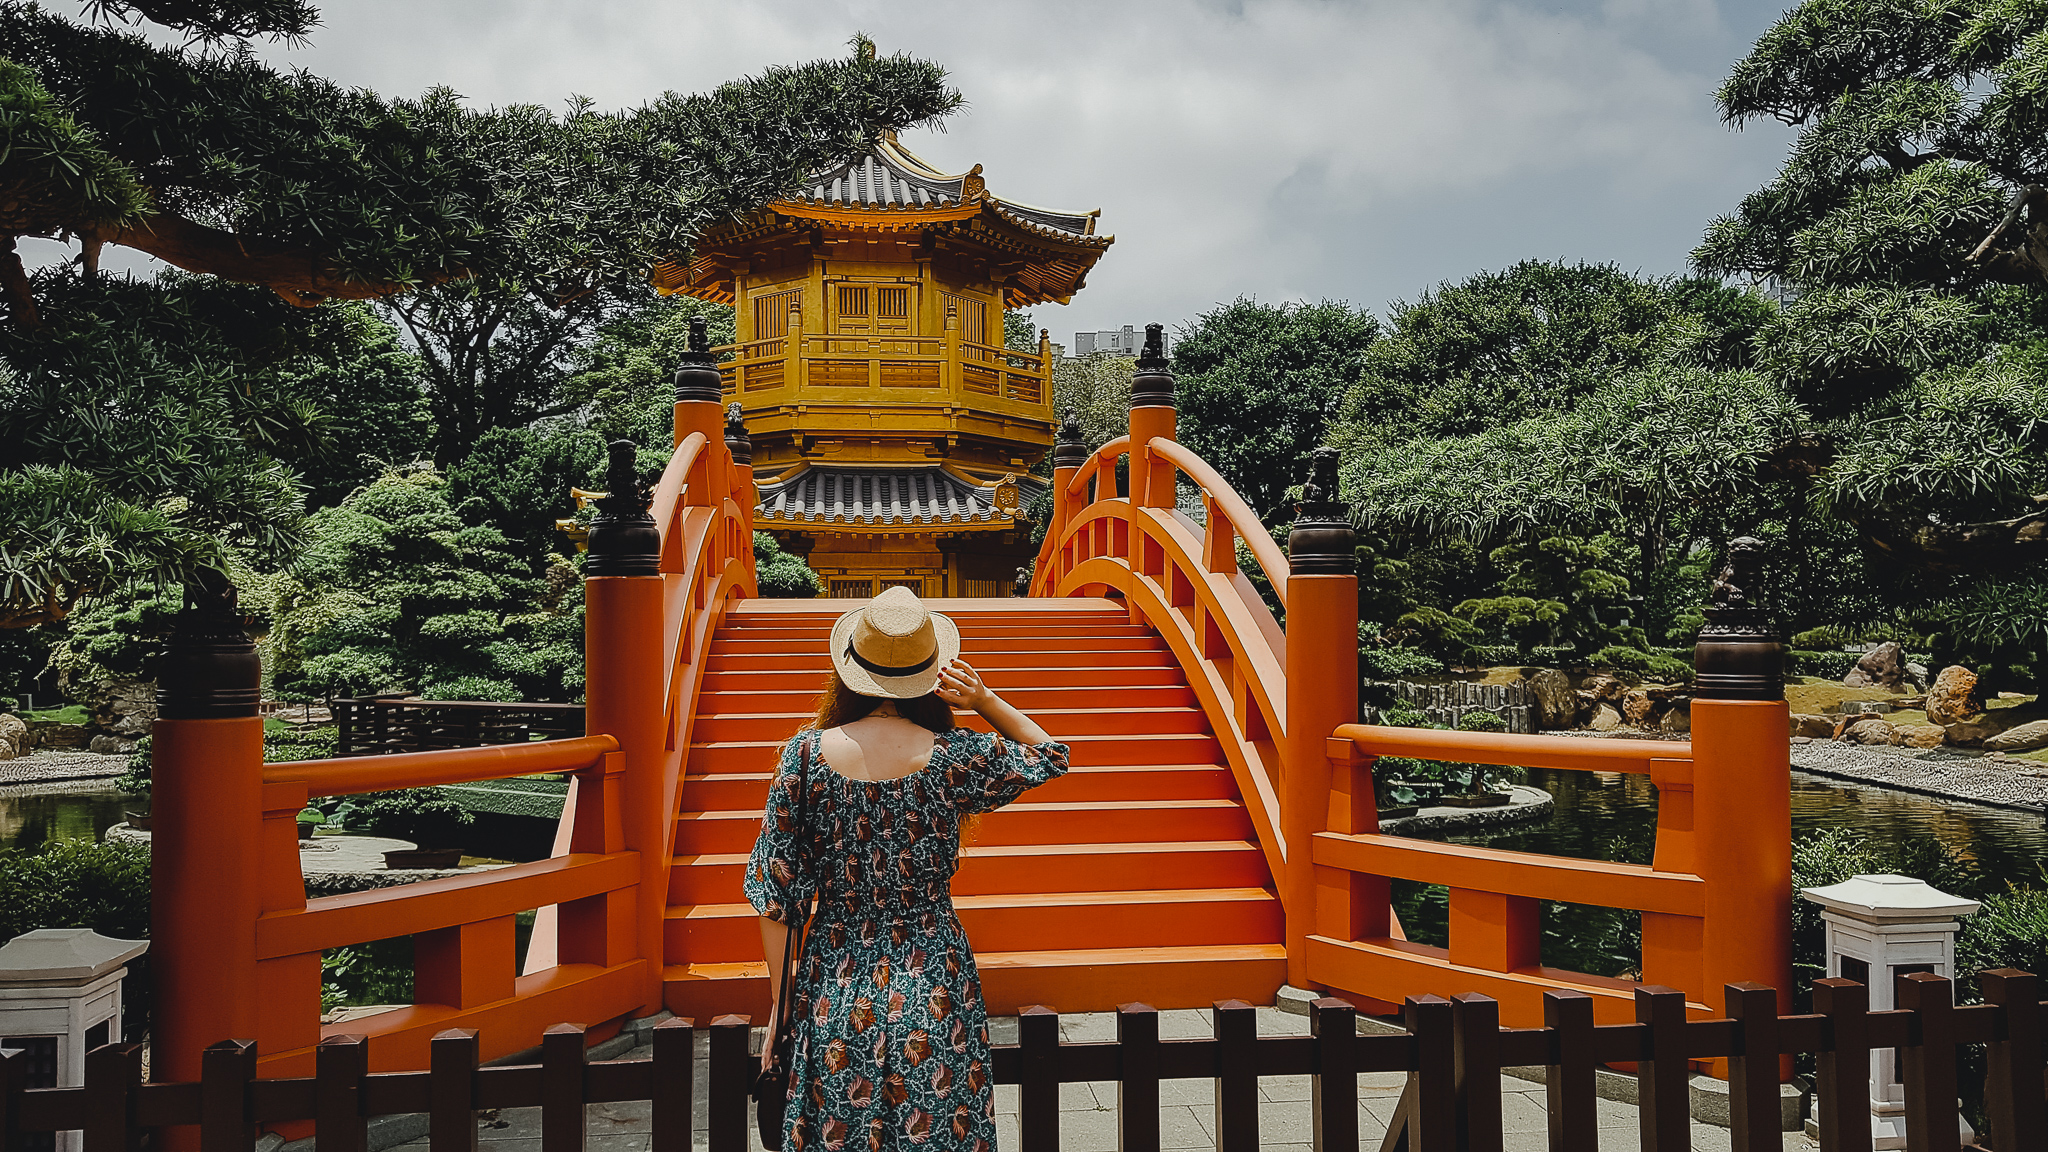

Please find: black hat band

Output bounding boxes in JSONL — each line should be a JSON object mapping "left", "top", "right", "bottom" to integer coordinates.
{"left": 844, "top": 644, "right": 936, "bottom": 679}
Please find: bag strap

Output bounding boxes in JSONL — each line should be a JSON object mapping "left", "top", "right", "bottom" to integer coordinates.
{"left": 769, "top": 732, "right": 818, "bottom": 1044}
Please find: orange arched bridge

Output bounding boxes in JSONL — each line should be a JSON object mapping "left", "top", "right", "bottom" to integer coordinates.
{"left": 145, "top": 355, "right": 1792, "bottom": 1091}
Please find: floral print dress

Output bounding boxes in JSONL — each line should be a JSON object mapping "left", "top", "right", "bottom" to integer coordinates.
{"left": 744, "top": 726, "right": 1070, "bottom": 1152}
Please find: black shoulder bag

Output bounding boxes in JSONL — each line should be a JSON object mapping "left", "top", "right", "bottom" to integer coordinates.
{"left": 751, "top": 731, "right": 816, "bottom": 1152}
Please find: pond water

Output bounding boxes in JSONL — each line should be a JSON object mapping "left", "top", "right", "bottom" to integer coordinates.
{"left": 0, "top": 783, "right": 134, "bottom": 855}
{"left": 1392, "top": 767, "right": 2048, "bottom": 977}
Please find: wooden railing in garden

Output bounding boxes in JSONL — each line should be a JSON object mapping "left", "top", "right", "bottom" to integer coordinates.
{"left": 12, "top": 974, "right": 2041, "bottom": 1152}
{"left": 330, "top": 696, "right": 585, "bottom": 756}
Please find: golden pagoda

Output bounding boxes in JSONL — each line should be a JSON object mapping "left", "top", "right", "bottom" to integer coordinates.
{"left": 654, "top": 132, "right": 1112, "bottom": 597}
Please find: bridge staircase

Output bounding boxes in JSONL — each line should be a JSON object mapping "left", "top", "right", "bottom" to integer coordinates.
{"left": 661, "top": 598, "right": 1287, "bottom": 1020}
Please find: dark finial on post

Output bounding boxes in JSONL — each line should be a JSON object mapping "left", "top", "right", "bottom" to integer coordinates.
{"left": 1013, "top": 566, "right": 1033, "bottom": 598}
{"left": 1693, "top": 535, "right": 1783, "bottom": 700}
{"left": 724, "top": 402, "right": 752, "bottom": 466}
{"left": 156, "top": 566, "right": 261, "bottom": 719}
{"left": 1051, "top": 408, "right": 1086, "bottom": 471}
{"left": 1286, "top": 447, "right": 1354, "bottom": 575}
{"left": 1129, "top": 323, "right": 1174, "bottom": 410}
{"left": 674, "top": 317, "right": 721, "bottom": 404}
{"left": 585, "top": 440, "right": 660, "bottom": 576}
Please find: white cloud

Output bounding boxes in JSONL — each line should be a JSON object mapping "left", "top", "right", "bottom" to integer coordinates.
{"left": 32, "top": 0, "right": 1798, "bottom": 341}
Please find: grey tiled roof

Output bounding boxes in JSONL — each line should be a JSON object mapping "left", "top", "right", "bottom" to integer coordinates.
{"left": 803, "top": 153, "right": 962, "bottom": 209}
{"left": 797, "top": 149, "right": 1095, "bottom": 237}
{"left": 756, "top": 466, "right": 1047, "bottom": 526}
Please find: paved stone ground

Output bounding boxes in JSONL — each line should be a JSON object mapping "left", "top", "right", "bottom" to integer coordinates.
{"left": 0, "top": 750, "right": 126, "bottom": 784}
{"left": 1792, "top": 739, "right": 2048, "bottom": 811}
{"left": 391, "top": 1007, "right": 1820, "bottom": 1152}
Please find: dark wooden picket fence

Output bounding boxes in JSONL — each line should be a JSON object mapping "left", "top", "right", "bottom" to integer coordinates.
{"left": 331, "top": 695, "right": 585, "bottom": 756}
{"left": 4, "top": 974, "right": 2043, "bottom": 1152}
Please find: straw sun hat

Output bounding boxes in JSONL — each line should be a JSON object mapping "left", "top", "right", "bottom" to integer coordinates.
{"left": 829, "top": 586, "right": 962, "bottom": 698}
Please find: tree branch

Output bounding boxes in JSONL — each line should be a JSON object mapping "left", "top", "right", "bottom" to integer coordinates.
{"left": 1852, "top": 496, "right": 2048, "bottom": 575}
{"left": 1967, "top": 184, "right": 2046, "bottom": 264}
{"left": 0, "top": 236, "right": 44, "bottom": 328}
{"left": 99, "top": 212, "right": 465, "bottom": 305}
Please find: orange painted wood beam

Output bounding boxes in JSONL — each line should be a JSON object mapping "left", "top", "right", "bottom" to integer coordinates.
{"left": 1310, "top": 832, "right": 1704, "bottom": 917}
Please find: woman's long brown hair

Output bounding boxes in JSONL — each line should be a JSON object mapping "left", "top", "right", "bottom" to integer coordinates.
{"left": 811, "top": 671, "right": 956, "bottom": 733}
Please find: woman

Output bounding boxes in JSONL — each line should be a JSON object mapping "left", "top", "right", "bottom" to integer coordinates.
{"left": 745, "top": 586, "right": 1068, "bottom": 1152}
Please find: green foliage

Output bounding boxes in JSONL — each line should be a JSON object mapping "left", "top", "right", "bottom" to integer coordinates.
{"left": 338, "top": 788, "right": 473, "bottom": 848}
{"left": 1050, "top": 353, "right": 1134, "bottom": 461}
{"left": 1455, "top": 710, "right": 1508, "bottom": 733}
{"left": 265, "top": 467, "right": 582, "bottom": 702}
{"left": 1587, "top": 645, "right": 1693, "bottom": 682}
{"left": 561, "top": 295, "right": 737, "bottom": 448}
{"left": 1003, "top": 310, "right": 1038, "bottom": 351}
{"left": 321, "top": 938, "right": 413, "bottom": 1009}
{"left": 1958, "top": 887, "right": 2048, "bottom": 981}
{"left": 1789, "top": 649, "right": 1863, "bottom": 680}
{"left": 1337, "top": 262, "right": 1758, "bottom": 441}
{"left": 44, "top": 590, "right": 179, "bottom": 698}
{"left": 0, "top": 56, "right": 147, "bottom": 242}
{"left": 0, "top": 838, "right": 151, "bottom": 952}
{"left": 1693, "top": 0, "right": 2048, "bottom": 617}
{"left": 1359, "top": 646, "right": 1444, "bottom": 681}
{"left": 6, "top": 11, "right": 963, "bottom": 309}
{"left": 1173, "top": 298, "right": 1380, "bottom": 518}
{"left": 446, "top": 425, "right": 607, "bottom": 563}
{"left": 754, "top": 532, "right": 819, "bottom": 599}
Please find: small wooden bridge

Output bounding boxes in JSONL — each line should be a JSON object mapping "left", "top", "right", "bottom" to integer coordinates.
{"left": 139, "top": 348, "right": 1799, "bottom": 1136}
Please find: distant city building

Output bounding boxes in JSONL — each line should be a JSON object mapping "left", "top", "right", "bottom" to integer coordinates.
{"left": 1071, "top": 326, "right": 1165, "bottom": 358}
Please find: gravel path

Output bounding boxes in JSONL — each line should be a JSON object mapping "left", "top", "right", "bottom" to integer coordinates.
{"left": 1790, "top": 739, "right": 2048, "bottom": 812}
{"left": 0, "top": 750, "right": 128, "bottom": 784}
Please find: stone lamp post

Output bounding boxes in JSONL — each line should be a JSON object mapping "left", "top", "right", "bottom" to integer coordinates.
{"left": 0, "top": 929, "right": 150, "bottom": 1152}
{"left": 1799, "top": 874, "right": 1980, "bottom": 1149}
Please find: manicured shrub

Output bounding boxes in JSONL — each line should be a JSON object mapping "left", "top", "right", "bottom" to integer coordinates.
{"left": 754, "top": 532, "right": 820, "bottom": 599}
{"left": 1360, "top": 647, "right": 1444, "bottom": 680}
{"left": 1463, "top": 644, "right": 1520, "bottom": 667}
{"left": 1456, "top": 710, "right": 1508, "bottom": 733}
{"left": 338, "top": 788, "right": 474, "bottom": 848}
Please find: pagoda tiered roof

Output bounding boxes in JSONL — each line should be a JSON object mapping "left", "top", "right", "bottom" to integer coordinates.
{"left": 655, "top": 133, "right": 1111, "bottom": 308}
{"left": 755, "top": 464, "right": 1045, "bottom": 532}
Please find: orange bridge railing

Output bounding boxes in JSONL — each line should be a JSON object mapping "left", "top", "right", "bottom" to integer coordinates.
{"left": 146, "top": 382, "right": 757, "bottom": 1114}
{"left": 1027, "top": 351, "right": 1791, "bottom": 1041}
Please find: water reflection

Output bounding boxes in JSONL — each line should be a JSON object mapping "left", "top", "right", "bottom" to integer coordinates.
{"left": 1392, "top": 767, "right": 2048, "bottom": 977}
{"left": 0, "top": 783, "right": 133, "bottom": 855}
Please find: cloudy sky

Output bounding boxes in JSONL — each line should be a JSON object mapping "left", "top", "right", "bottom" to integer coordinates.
{"left": 27, "top": 0, "right": 1801, "bottom": 344}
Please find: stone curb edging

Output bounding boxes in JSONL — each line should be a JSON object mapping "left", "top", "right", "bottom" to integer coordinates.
{"left": 1376, "top": 785, "right": 1554, "bottom": 836}
{"left": 1790, "top": 758, "right": 2048, "bottom": 816}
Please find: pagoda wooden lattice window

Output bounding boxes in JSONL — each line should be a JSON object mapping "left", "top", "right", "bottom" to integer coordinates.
{"left": 746, "top": 289, "right": 800, "bottom": 391}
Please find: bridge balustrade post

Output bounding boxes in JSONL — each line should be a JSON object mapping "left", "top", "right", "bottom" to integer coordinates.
{"left": 1127, "top": 324, "right": 1176, "bottom": 510}
{"left": 725, "top": 402, "right": 755, "bottom": 539}
{"left": 674, "top": 316, "right": 728, "bottom": 509}
{"left": 1045, "top": 411, "right": 1086, "bottom": 592}
{"left": 148, "top": 570, "right": 266, "bottom": 1151}
{"left": 1689, "top": 537, "right": 1792, "bottom": 1079}
{"left": 584, "top": 441, "right": 670, "bottom": 1015}
{"left": 1282, "top": 447, "right": 1358, "bottom": 989}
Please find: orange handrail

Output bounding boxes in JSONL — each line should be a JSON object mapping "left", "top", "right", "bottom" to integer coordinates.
{"left": 1147, "top": 438, "right": 1288, "bottom": 609}
{"left": 1331, "top": 724, "right": 1687, "bottom": 779}
{"left": 1064, "top": 435, "right": 1130, "bottom": 501}
{"left": 264, "top": 735, "right": 618, "bottom": 796}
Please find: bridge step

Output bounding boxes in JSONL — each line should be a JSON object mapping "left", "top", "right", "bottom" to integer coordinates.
{"left": 668, "top": 840, "right": 1271, "bottom": 903}
{"left": 674, "top": 798, "right": 1254, "bottom": 854}
{"left": 704, "top": 648, "right": 1179, "bottom": 672}
{"left": 687, "top": 731, "right": 1226, "bottom": 772}
{"left": 693, "top": 684, "right": 1201, "bottom": 712}
{"left": 691, "top": 706, "right": 1213, "bottom": 742}
{"left": 665, "top": 602, "right": 1282, "bottom": 1018}
{"left": 679, "top": 763, "right": 1239, "bottom": 810}
{"left": 665, "top": 888, "right": 1284, "bottom": 956}
{"left": 662, "top": 942, "right": 1288, "bottom": 1020}
{"left": 700, "top": 666, "right": 1194, "bottom": 691}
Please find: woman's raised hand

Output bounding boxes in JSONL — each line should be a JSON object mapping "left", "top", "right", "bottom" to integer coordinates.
{"left": 934, "top": 658, "right": 995, "bottom": 711}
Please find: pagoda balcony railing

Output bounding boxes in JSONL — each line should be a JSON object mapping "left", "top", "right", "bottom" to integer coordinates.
{"left": 713, "top": 331, "right": 1049, "bottom": 410}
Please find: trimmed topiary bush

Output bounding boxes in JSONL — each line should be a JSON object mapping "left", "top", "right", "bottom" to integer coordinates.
{"left": 1360, "top": 647, "right": 1444, "bottom": 680}
{"left": 1456, "top": 710, "right": 1508, "bottom": 733}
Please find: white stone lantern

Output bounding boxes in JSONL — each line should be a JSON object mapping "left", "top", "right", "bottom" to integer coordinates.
{"left": 1799, "top": 874, "right": 1979, "bottom": 1150}
{"left": 0, "top": 929, "right": 150, "bottom": 1152}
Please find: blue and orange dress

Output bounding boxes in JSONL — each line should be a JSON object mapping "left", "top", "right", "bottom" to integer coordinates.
{"left": 744, "top": 726, "right": 1070, "bottom": 1151}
